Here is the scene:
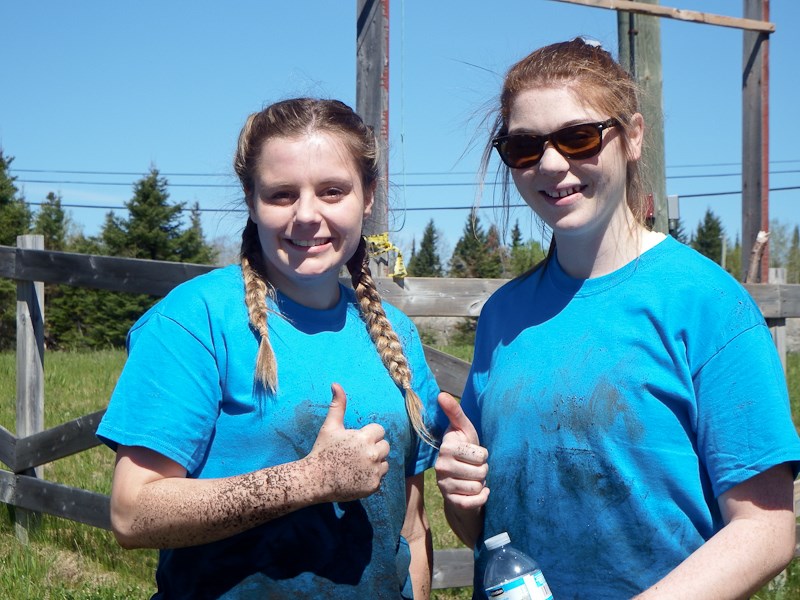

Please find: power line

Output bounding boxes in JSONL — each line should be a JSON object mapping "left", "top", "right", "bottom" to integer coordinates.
{"left": 24, "top": 185, "right": 800, "bottom": 212}
{"left": 13, "top": 168, "right": 800, "bottom": 190}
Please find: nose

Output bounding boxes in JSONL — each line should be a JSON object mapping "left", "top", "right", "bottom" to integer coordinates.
{"left": 293, "top": 191, "right": 322, "bottom": 224}
{"left": 536, "top": 142, "right": 570, "bottom": 175}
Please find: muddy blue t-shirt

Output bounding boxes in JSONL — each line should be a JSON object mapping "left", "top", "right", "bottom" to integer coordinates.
{"left": 97, "top": 265, "right": 443, "bottom": 599}
{"left": 462, "top": 236, "right": 800, "bottom": 599}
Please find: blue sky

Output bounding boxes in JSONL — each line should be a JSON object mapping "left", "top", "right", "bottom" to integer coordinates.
{"left": 2, "top": 0, "right": 798, "bottom": 261}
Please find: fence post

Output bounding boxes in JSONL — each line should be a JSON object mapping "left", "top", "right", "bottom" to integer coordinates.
{"left": 767, "top": 267, "right": 787, "bottom": 375}
{"left": 15, "top": 234, "right": 45, "bottom": 542}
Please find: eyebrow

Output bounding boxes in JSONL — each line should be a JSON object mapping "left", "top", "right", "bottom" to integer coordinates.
{"left": 508, "top": 119, "right": 600, "bottom": 135}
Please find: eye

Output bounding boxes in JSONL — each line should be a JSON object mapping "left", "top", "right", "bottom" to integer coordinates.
{"left": 320, "top": 187, "right": 345, "bottom": 201}
{"left": 262, "top": 190, "right": 296, "bottom": 206}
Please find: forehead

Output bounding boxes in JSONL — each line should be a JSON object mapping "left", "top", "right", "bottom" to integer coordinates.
{"left": 507, "top": 86, "right": 603, "bottom": 131}
{"left": 256, "top": 132, "right": 359, "bottom": 178}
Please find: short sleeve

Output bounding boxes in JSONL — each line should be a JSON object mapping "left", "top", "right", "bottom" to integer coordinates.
{"left": 694, "top": 322, "right": 800, "bottom": 497}
{"left": 96, "top": 312, "right": 222, "bottom": 473}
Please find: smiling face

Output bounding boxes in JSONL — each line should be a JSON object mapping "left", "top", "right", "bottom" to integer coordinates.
{"left": 247, "top": 132, "right": 373, "bottom": 308}
{"left": 508, "top": 86, "right": 643, "bottom": 246}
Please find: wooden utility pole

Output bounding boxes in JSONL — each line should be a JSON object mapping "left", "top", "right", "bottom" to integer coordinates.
{"left": 742, "top": 0, "right": 770, "bottom": 282}
{"left": 356, "top": 0, "right": 390, "bottom": 241}
{"left": 617, "top": 0, "right": 668, "bottom": 234}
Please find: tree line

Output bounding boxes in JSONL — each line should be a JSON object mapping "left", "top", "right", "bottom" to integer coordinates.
{"left": 2, "top": 148, "right": 799, "bottom": 351}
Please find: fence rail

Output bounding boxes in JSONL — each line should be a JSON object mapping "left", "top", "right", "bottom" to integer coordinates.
{"left": 2, "top": 240, "right": 799, "bottom": 590}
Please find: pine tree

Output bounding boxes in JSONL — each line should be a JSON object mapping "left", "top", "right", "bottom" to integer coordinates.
{"left": 175, "top": 203, "right": 218, "bottom": 265}
{"left": 0, "top": 151, "right": 33, "bottom": 350}
{"left": 725, "top": 235, "right": 743, "bottom": 282}
{"left": 0, "top": 151, "right": 32, "bottom": 245}
{"left": 787, "top": 225, "right": 800, "bottom": 284}
{"left": 671, "top": 217, "right": 690, "bottom": 245}
{"left": 103, "top": 168, "right": 184, "bottom": 259}
{"left": 449, "top": 210, "right": 488, "bottom": 278}
{"left": 406, "top": 219, "right": 442, "bottom": 277}
{"left": 692, "top": 208, "right": 724, "bottom": 265}
{"left": 33, "top": 192, "right": 70, "bottom": 251}
{"left": 483, "top": 224, "right": 505, "bottom": 278}
{"left": 508, "top": 219, "right": 545, "bottom": 276}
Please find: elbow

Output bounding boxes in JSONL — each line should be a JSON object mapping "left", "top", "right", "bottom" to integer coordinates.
{"left": 109, "top": 500, "right": 146, "bottom": 550}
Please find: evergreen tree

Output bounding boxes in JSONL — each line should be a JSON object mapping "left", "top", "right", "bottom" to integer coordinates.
{"left": 33, "top": 192, "right": 70, "bottom": 251}
{"left": 406, "top": 219, "right": 442, "bottom": 277}
{"left": 508, "top": 219, "right": 545, "bottom": 276}
{"left": 76, "top": 168, "right": 217, "bottom": 348}
{"left": 671, "top": 217, "right": 690, "bottom": 245}
{"left": 483, "top": 224, "right": 505, "bottom": 278}
{"left": 725, "top": 235, "right": 743, "bottom": 282}
{"left": 103, "top": 168, "right": 184, "bottom": 259}
{"left": 0, "top": 152, "right": 33, "bottom": 350}
{"left": 449, "top": 210, "right": 488, "bottom": 278}
{"left": 175, "top": 202, "right": 218, "bottom": 265}
{"left": 691, "top": 208, "right": 724, "bottom": 265}
{"left": 0, "top": 151, "right": 32, "bottom": 245}
{"left": 787, "top": 225, "right": 800, "bottom": 284}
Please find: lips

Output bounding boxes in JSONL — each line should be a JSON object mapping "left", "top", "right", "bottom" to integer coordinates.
{"left": 542, "top": 184, "right": 584, "bottom": 199}
{"left": 288, "top": 237, "right": 330, "bottom": 248}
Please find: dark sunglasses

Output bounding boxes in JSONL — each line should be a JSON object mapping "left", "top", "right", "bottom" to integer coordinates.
{"left": 492, "top": 118, "right": 618, "bottom": 169}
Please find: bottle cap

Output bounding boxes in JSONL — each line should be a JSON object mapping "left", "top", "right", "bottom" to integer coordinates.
{"left": 484, "top": 531, "right": 511, "bottom": 550}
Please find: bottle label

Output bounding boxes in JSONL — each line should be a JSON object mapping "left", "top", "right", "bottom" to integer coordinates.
{"left": 484, "top": 571, "right": 553, "bottom": 600}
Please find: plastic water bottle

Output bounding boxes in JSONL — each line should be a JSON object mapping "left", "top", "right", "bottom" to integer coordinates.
{"left": 483, "top": 532, "right": 553, "bottom": 600}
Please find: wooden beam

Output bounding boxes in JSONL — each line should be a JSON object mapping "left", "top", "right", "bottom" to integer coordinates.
{"left": 14, "top": 410, "right": 106, "bottom": 473}
{"left": 551, "top": 0, "right": 775, "bottom": 33}
{"left": 423, "top": 346, "right": 470, "bottom": 397}
{"left": 0, "top": 470, "right": 111, "bottom": 530}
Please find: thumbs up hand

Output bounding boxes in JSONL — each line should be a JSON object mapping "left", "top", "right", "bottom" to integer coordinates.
{"left": 308, "top": 383, "right": 390, "bottom": 503}
{"left": 434, "top": 392, "right": 490, "bottom": 510}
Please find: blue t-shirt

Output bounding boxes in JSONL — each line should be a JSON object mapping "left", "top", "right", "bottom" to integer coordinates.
{"left": 462, "top": 236, "right": 800, "bottom": 599}
{"left": 97, "top": 265, "right": 443, "bottom": 599}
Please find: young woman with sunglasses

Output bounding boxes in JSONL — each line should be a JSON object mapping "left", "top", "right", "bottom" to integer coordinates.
{"left": 435, "top": 38, "right": 800, "bottom": 599}
{"left": 97, "top": 98, "right": 443, "bottom": 599}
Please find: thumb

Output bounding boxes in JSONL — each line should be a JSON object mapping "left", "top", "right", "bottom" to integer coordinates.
{"left": 322, "top": 383, "right": 347, "bottom": 431}
{"left": 438, "top": 392, "right": 478, "bottom": 444}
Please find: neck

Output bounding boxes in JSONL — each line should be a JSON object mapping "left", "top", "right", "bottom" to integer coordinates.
{"left": 553, "top": 209, "right": 656, "bottom": 279}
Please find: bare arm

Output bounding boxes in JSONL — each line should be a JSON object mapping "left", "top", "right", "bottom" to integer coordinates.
{"left": 402, "top": 472, "right": 432, "bottom": 600}
{"left": 633, "top": 463, "right": 796, "bottom": 600}
{"left": 434, "top": 392, "right": 489, "bottom": 549}
{"left": 110, "top": 383, "right": 390, "bottom": 549}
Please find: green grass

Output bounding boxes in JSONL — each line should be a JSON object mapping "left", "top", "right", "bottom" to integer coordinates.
{"left": 0, "top": 350, "right": 798, "bottom": 598}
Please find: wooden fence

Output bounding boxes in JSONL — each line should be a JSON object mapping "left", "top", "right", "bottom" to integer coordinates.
{"left": 2, "top": 236, "right": 800, "bottom": 590}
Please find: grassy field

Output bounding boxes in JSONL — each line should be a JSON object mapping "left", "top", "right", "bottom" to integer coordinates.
{"left": 0, "top": 349, "right": 798, "bottom": 598}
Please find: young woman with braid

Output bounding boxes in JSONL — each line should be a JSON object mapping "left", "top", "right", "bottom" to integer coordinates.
{"left": 97, "top": 98, "right": 444, "bottom": 599}
{"left": 435, "top": 39, "right": 800, "bottom": 598}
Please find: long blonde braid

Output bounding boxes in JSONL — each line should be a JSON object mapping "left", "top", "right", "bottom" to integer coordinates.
{"left": 347, "top": 237, "right": 435, "bottom": 446}
{"left": 240, "top": 218, "right": 278, "bottom": 392}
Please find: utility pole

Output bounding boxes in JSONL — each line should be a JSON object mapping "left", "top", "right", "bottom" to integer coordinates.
{"left": 356, "top": 0, "right": 390, "bottom": 241}
{"left": 742, "top": 0, "right": 770, "bottom": 281}
{"left": 617, "top": 0, "right": 668, "bottom": 234}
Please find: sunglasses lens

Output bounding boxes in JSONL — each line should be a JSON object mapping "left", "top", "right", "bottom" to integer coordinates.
{"left": 553, "top": 124, "right": 603, "bottom": 159}
{"left": 497, "top": 136, "right": 544, "bottom": 168}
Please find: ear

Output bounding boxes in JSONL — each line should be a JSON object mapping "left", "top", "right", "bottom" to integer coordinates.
{"left": 362, "top": 182, "right": 376, "bottom": 217}
{"left": 245, "top": 194, "right": 257, "bottom": 221}
{"left": 626, "top": 112, "right": 645, "bottom": 161}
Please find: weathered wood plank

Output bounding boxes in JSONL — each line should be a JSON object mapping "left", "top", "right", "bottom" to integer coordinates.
{"left": 14, "top": 410, "right": 106, "bottom": 473}
{"left": 0, "top": 425, "right": 15, "bottom": 470}
{"left": 4, "top": 246, "right": 800, "bottom": 319}
{"left": 7, "top": 471, "right": 111, "bottom": 530}
{"left": 432, "top": 547, "right": 474, "bottom": 590}
{"left": 7, "top": 246, "right": 214, "bottom": 296}
{"left": 552, "top": 0, "right": 775, "bottom": 32}
{"left": 423, "top": 346, "right": 470, "bottom": 397}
